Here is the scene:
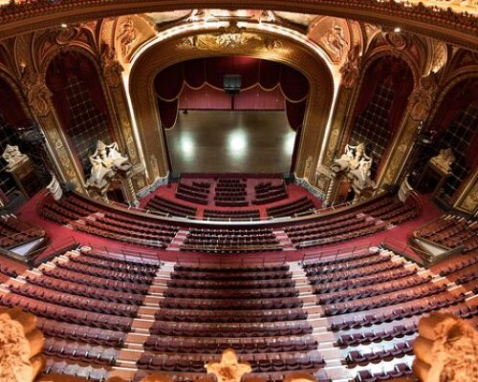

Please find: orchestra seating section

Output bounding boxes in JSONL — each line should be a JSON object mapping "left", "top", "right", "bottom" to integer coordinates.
{"left": 0, "top": 214, "right": 45, "bottom": 249}
{"left": 285, "top": 195, "right": 420, "bottom": 248}
{"left": 267, "top": 197, "right": 316, "bottom": 218}
{"left": 147, "top": 176, "right": 319, "bottom": 219}
{"left": 40, "top": 193, "right": 179, "bottom": 248}
{"left": 203, "top": 209, "right": 260, "bottom": 221}
{"left": 0, "top": 247, "right": 161, "bottom": 382}
{"left": 176, "top": 181, "right": 211, "bottom": 205}
{"left": 180, "top": 228, "right": 282, "bottom": 253}
{"left": 214, "top": 178, "right": 248, "bottom": 207}
{"left": 146, "top": 195, "right": 197, "bottom": 218}
{"left": 412, "top": 214, "right": 478, "bottom": 253}
{"left": 253, "top": 180, "right": 288, "bottom": 205}
{"left": 0, "top": 244, "right": 477, "bottom": 382}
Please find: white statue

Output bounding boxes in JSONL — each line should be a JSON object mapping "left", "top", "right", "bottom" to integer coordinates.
{"left": 331, "top": 143, "right": 368, "bottom": 174}
{"left": 86, "top": 140, "right": 131, "bottom": 190}
{"left": 330, "top": 142, "right": 375, "bottom": 204}
{"left": 47, "top": 174, "right": 63, "bottom": 201}
{"left": 1, "top": 144, "right": 28, "bottom": 171}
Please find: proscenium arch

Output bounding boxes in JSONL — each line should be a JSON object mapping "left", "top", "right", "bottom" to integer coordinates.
{"left": 129, "top": 30, "right": 334, "bottom": 182}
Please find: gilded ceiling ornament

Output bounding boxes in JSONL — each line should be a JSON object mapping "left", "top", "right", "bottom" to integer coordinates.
{"left": 340, "top": 45, "right": 361, "bottom": 89}
{"left": 409, "top": 73, "right": 438, "bottom": 122}
{"left": 385, "top": 31, "right": 408, "bottom": 51}
{"left": 55, "top": 26, "right": 80, "bottom": 45}
{"left": 101, "top": 45, "right": 124, "bottom": 88}
{"left": 215, "top": 24, "right": 246, "bottom": 48}
{"left": 21, "top": 67, "right": 52, "bottom": 117}
{"left": 176, "top": 31, "right": 282, "bottom": 52}
{"left": 205, "top": 348, "right": 252, "bottom": 382}
{"left": 429, "top": 40, "right": 448, "bottom": 74}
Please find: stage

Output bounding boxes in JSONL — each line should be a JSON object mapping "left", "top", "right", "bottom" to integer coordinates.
{"left": 165, "top": 110, "right": 296, "bottom": 174}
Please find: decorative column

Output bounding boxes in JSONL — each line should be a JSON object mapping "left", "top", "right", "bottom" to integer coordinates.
{"left": 101, "top": 46, "right": 146, "bottom": 193}
{"left": 20, "top": 67, "right": 85, "bottom": 192}
{"left": 453, "top": 167, "right": 478, "bottom": 215}
{"left": 375, "top": 73, "right": 438, "bottom": 191}
{"left": 317, "top": 46, "right": 361, "bottom": 198}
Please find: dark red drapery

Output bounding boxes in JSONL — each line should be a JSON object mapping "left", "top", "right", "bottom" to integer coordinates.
{"left": 154, "top": 57, "right": 309, "bottom": 130}
{"left": 46, "top": 51, "right": 110, "bottom": 131}
{"left": 429, "top": 78, "right": 478, "bottom": 169}
{"left": 351, "top": 56, "right": 414, "bottom": 137}
{"left": 0, "top": 77, "right": 30, "bottom": 127}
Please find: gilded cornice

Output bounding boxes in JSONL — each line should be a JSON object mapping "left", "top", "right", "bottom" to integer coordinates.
{"left": 2, "top": 1, "right": 478, "bottom": 52}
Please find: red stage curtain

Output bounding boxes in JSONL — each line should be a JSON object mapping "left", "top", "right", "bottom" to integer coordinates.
{"left": 179, "top": 85, "right": 231, "bottom": 110}
{"left": 234, "top": 86, "right": 284, "bottom": 110}
{"left": 155, "top": 56, "right": 308, "bottom": 129}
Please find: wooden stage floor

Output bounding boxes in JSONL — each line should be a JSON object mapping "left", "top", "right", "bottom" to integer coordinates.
{"left": 165, "top": 110, "right": 296, "bottom": 174}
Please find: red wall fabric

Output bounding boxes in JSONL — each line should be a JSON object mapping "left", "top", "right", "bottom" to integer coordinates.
{"left": 155, "top": 56, "right": 308, "bottom": 129}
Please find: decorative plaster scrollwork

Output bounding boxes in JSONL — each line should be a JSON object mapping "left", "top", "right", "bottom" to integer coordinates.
{"left": 206, "top": 348, "right": 252, "bottom": 382}
{"left": 101, "top": 45, "right": 124, "bottom": 88}
{"left": 0, "top": 308, "right": 45, "bottom": 382}
{"left": 55, "top": 26, "right": 80, "bottom": 45}
{"left": 413, "top": 313, "right": 478, "bottom": 382}
{"left": 21, "top": 68, "right": 51, "bottom": 117}
{"left": 118, "top": 17, "right": 138, "bottom": 61}
{"left": 340, "top": 45, "right": 361, "bottom": 89}
{"left": 409, "top": 73, "right": 438, "bottom": 122}
{"left": 176, "top": 32, "right": 283, "bottom": 52}
{"left": 321, "top": 23, "right": 348, "bottom": 61}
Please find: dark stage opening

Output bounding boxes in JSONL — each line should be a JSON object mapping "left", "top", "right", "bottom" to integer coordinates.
{"left": 165, "top": 110, "right": 296, "bottom": 174}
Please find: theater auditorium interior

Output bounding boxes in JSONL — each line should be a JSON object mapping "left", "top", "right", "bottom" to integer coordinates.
{"left": 2, "top": 1, "right": 478, "bottom": 382}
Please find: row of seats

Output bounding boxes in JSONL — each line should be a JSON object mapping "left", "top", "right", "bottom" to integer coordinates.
{"left": 203, "top": 208, "right": 260, "bottom": 220}
{"left": 214, "top": 179, "right": 248, "bottom": 206}
{"left": 182, "top": 228, "right": 281, "bottom": 253}
{"left": 176, "top": 182, "right": 210, "bottom": 205}
{"left": 41, "top": 194, "right": 179, "bottom": 248}
{"left": 266, "top": 196, "right": 315, "bottom": 218}
{"left": 146, "top": 195, "right": 197, "bottom": 218}
{"left": 155, "top": 307, "right": 307, "bottom": 323}
{"left": 144, "top": 336, "right": 317, "bottom": 354}
{"left": 345, "top": 340, "right": 414, "bottom": 366}
{"left": 0, "top": 214, "right": 45, "bottom": 248}
{"left": 413, "top": 214, "right": 478, "bottom": 252}
{"left": 253, "top": 182, "right": 288, "bottom": 205}
{"left": 137, "top": 353, "right": 325, "bottom": 373}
